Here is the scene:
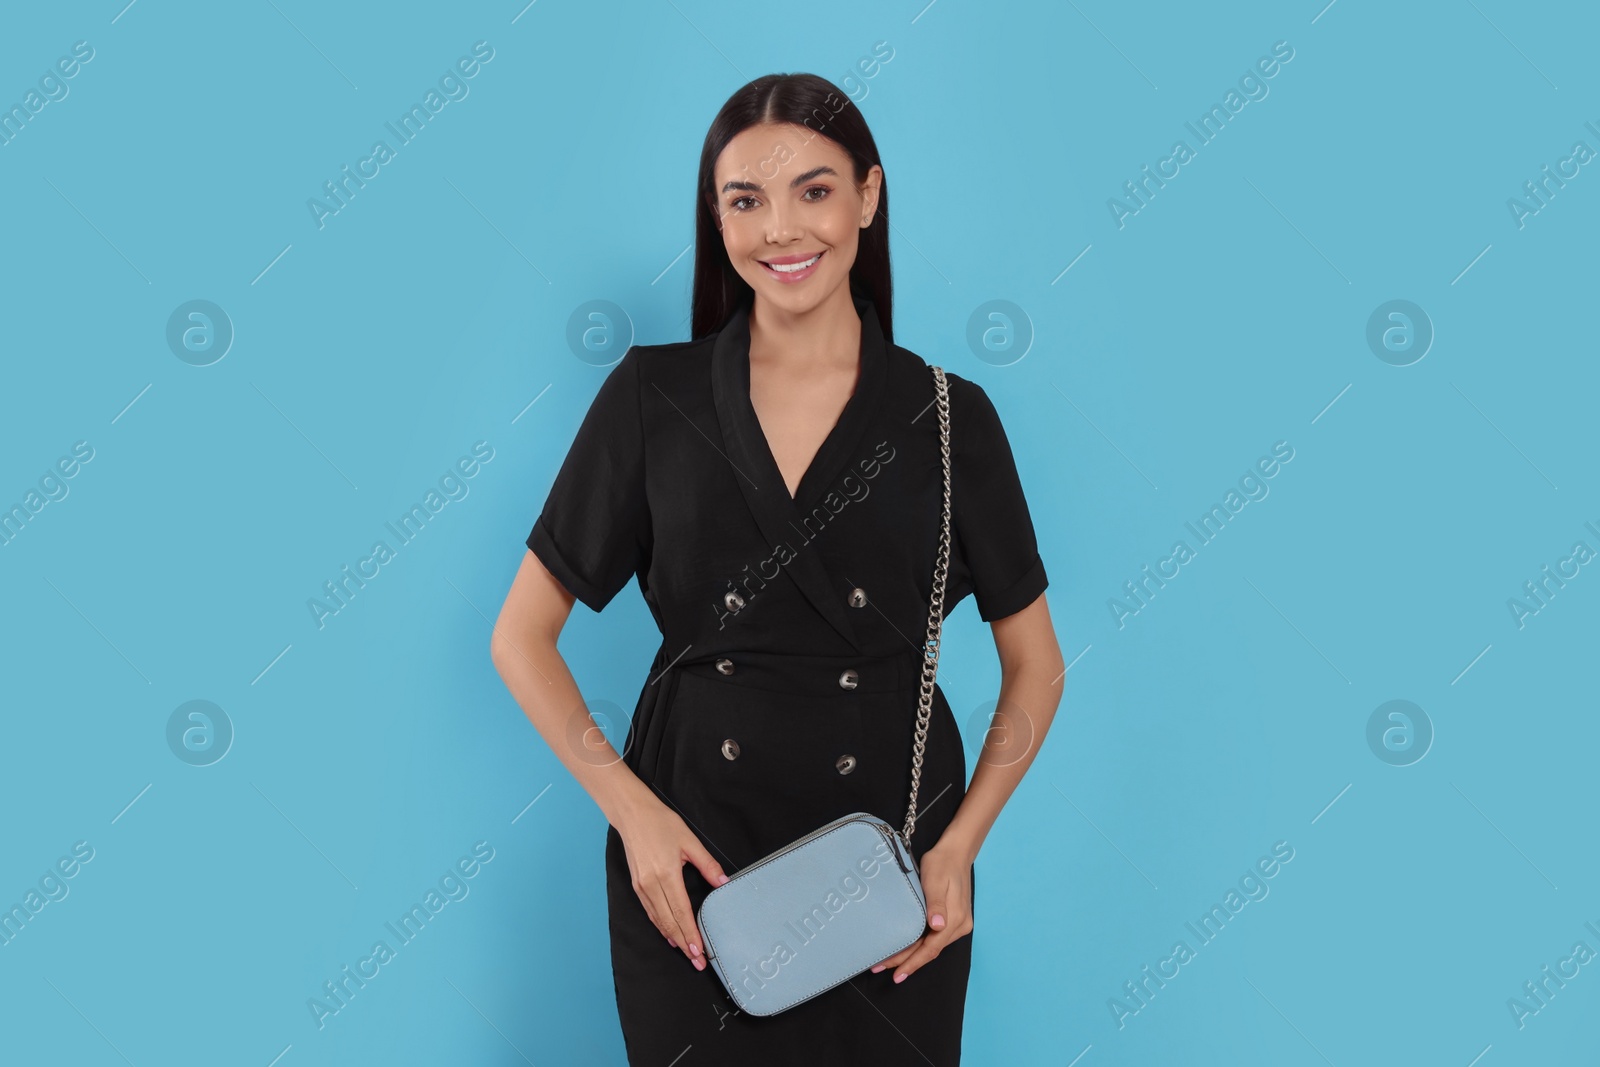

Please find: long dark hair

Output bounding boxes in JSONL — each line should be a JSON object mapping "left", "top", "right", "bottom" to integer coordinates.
{"left": 690, "top": 73, "right": 893, "bottom": 344}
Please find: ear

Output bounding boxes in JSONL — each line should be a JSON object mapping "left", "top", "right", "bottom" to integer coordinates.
{"left": 860, "top": 164, "right": 884, "bottom": 226}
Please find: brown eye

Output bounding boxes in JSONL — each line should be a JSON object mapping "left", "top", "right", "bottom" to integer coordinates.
{"left": 802, "top": 186, "right": 830, "bottom": 202}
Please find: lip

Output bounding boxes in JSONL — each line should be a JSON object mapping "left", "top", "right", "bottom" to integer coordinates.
{"left": 759, "top": 250, "right": 824, "bottom": 283}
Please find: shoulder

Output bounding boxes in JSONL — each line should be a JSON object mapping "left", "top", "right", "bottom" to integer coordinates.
{"left": 627, "top": 334, "right": 712, "bottom": 362}
{"left": 620, "top": 333, "right": 715, "bottom": 396}
{"left": 579, "top": 334, "right": 710, "bottom": 407}
{"left": 884, "top": 340, "right": 998, "bottom": 425}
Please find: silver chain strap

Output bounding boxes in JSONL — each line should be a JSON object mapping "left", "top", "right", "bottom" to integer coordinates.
{"left": 902, "top": 365, "right": 952, "bottom": 845}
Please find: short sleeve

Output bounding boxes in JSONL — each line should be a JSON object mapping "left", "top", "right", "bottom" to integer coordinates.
{"left": 525, "top": 348, "right": 649, "bottom": 612}
{"left": 949, "top": 376, "right": 1049, "bottom": 621}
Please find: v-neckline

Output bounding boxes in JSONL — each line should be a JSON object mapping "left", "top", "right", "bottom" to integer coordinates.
{"left": 715, "top": 294, "right": 888, "bottom": 514}
{"left": 748, "top": 332, "right": 863, "bottom": 505}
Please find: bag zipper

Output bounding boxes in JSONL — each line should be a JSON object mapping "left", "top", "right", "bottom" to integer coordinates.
{"left": 719, "top": 812, "right": 883, "bottom": 883}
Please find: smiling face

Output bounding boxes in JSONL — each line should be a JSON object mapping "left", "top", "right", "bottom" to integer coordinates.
{"left": 711, "top": 122, "right": 883, "bottom": 316}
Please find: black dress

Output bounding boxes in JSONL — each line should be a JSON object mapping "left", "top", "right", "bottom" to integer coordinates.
{"left": 526, "top": 293, "right": 1049, "bottom": 1066}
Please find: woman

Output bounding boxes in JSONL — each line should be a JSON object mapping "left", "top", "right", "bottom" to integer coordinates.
{"left": 492, "top": 73, "right": 1064, "bottom": 1065}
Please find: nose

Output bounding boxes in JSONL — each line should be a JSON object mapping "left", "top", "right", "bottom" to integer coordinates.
{"left": 764, "top": 198, "right": 802, "bottom": 246}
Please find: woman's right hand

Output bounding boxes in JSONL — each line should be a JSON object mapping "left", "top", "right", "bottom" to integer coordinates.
{"left": 616, "top": 801, "right": 730, "bottom": 971}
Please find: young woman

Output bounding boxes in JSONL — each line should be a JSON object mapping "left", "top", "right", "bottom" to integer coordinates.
{"left": 492, "top": 72, "right": 1064, "bottom": 1065}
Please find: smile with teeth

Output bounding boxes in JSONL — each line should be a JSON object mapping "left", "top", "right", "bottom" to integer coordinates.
{"left": 761, "top": 251, "right": 823, "bottom": 274}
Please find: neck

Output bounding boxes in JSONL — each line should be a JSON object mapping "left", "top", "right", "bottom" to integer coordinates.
{"left": 747, "top": 286, "right": 862, "bottom": 371}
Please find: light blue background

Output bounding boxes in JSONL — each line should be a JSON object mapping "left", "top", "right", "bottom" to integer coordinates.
{"left": 2, "top": 1, "right": 1596, "bottom": 1064}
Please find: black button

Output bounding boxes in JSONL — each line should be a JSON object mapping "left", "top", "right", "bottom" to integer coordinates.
{"left": 716, "top": 658, "right": 734, "bottom": 675}
{"left": 838, "top": 669, "right": 859, "bottom": 690}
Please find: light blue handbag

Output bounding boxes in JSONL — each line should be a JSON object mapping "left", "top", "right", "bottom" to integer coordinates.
{"left": 696, "top": 366, "right": 954, "bottom": 1017}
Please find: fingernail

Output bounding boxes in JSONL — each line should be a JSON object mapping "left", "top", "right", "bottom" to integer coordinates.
{"left": 930, "top": 914, "right": 944, "bottom": 928}
{"left": 718, "top": 873, "right": 730, "bottom": 885}
{"left": 894, "top": 972, "right": 907, "bottom": 983}
{"left": 694, "top": 956, "right": 705, "bottom": 971}
{"left": 870, "top": 964, "right": 885, "bottom": 973}
{"left": 668, "top": 937, "right": 677, "bottom": 947}
{"left": 690, "top": 943, "right": 701, "bottom": 957}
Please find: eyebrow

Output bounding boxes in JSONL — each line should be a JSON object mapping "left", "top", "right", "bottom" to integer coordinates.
{"left": 720, "top": 165, "right": 838, "bottom": 195}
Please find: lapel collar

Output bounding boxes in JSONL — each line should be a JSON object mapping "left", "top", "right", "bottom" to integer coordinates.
{"left": 791, "top": 295, "right": 888, "bottom": 512}
{"left": 710, "top": 294, "right": 887, "bottom": 653}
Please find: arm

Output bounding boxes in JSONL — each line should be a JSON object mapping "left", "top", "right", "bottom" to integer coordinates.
{"left": 872, "top": 590, "right": 1064, "bottom": 983}
{"left": 939, "top": 590, "right": 1066, "bottom": 863}
{"left": 489, "top": 549, "right": 729, "bottom": 972}
{"left": 488, "top": 548, "right": 659, "bottom": 829}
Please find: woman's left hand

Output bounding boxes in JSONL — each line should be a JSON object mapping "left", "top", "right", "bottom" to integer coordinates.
{"left": 870, "top": 840, "right": 973, "bottom": 983}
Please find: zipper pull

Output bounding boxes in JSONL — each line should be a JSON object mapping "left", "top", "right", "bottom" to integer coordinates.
{"left": 880, "top": 825, "right": 913, "bottom": 875}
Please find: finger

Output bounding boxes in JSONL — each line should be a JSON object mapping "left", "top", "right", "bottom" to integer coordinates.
{"left": 870, "top": 890, "right": 951, "bottom": 973}
{"left": 870, "top": 937, "right": 921, "bottom": 974}
{"left": 650, "top": 873, "right": 703, "bottom": 970}
{"left": 638, "top": 879, "right": 673, "bottom": 946}
{"left": 684, "top": 839, "right": 730, "bottom": 890}
{"left": 638, "top": 888, "right": 683, "bottom": 953}
{"left": 894, "top": 902, "right": 974, "bottom": 982}
{"left": 644, "top": 876, "right": 699, "bottom": 967}
{"left": 630, "top": 877, "right": 661, "bottom": 934}
{"left": 662, "top": 870, "right": 709, "bottom": 969}
{"left": 889, "top": 928, "right": 952, "bottom": 983}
